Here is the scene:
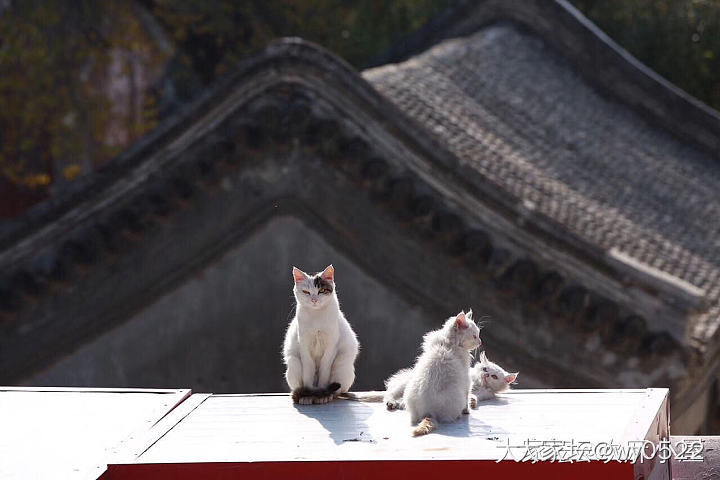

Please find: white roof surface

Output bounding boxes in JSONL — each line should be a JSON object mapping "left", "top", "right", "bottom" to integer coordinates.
{"left": 0, "top": 387, "right": 189, "bottom": 480}
{"left": 130, "top": 389, "right": 668, "bottom": 463}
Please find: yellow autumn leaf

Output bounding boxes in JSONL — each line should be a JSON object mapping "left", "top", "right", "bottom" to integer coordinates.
{"left": 63, "top": 164, "right": 83, "bottom": 180}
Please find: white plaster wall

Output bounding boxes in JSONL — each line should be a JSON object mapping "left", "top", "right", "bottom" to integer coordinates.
{"left": 27, "top": 216, "right": 503, "bottom": 393}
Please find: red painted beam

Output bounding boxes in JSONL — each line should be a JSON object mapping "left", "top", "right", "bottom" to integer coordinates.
{"left": 104, "top": 460, "right": 634, "bottom": 480}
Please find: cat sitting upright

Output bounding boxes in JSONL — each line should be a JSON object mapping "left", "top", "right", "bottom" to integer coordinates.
{"left": 404, "top": 310, "right": 481, "bottom": 436}
{"left": 283, "top": 265, "right": 359, "bottom": 405}
{"left": 470, "top": 351, "right": 518, "bottom": 405}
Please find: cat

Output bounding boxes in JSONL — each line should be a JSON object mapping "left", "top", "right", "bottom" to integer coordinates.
{"left": 283, "top": 265, "right": 359, "bottom": 405}
{"left": 343, "top": 350, "right": 517, "bottom": 408}
{"left": 470, "top": 351, "right": 518, "bottom": 405}
{"left": 343, "top": 310, "right": 480, "bottom": 408}
{"left": 404, "top": 310, "right": 481, "bottom": 436}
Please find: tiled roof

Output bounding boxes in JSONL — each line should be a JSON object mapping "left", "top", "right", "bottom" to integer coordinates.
{"left": 365, "top": 23, "right": 720, "bottom": 346}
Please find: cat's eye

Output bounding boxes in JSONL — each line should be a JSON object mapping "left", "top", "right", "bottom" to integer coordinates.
{"left": 302, "top": 290, "right": 310, "bottom": 295}
{"left": 491, "top": 374, "right": 498, "bottom": 379}
{"left": 482, "top": 367, "right": 488, "bottom": 372}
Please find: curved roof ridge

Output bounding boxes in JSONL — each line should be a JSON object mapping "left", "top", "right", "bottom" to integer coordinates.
{"left": 367, "top": 0, "right": 720, "bottom": 154}
{"left": 0, "top": 36, "right": 712, "bottom": 345}
{"left": 0, "top": 37, "right": 465, "bottom": 264}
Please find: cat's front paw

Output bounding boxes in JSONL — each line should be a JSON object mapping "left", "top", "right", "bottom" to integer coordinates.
{"left": 386, "top": 401, "right": 401, "bottom": 411}
{"left": 469, "top": 395, "right": 478, "bottom": 409}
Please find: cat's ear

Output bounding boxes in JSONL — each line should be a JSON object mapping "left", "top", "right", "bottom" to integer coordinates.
{"left": 321, "top": 264, "right": 335, "bottom": 282}
{"left": 466, "top": 309, "right": 473, "bottom": 322}
{"left": 505, "top": 372, "right": 518, "bottom": 384}
{"left": 455, "top": 311, "right": 468, "bottom": 330}
{"left": 479, "top": 351, "right": 488, "bottom": 363}
{"left": 292, "top": 267, "right": 308, "bottom": 283}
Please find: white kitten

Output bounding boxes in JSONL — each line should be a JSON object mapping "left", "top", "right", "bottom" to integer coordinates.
{"left": 404, "top": 310, "right": 481, "bottom": 436}
{"left": 283, "top": 265, "right": 359, "bottom": 405}
{"left": 470, "top": 351, "right": 518, "bottom": 404}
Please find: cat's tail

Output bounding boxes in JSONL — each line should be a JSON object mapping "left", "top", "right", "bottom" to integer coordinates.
{"left": 412, "top": 417, "right": 435, "bottom": 437}
{"left": 292, "top": 382, "right": 341, "bottom": 404}
{"left": 337, "top": 391, "right": 384, "bottom": 402}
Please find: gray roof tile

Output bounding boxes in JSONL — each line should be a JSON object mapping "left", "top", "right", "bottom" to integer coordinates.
{"left": 365, "top": 24, "right": 720, "bottom": 344}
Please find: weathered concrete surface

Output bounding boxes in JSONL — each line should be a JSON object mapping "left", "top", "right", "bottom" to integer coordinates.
{"left": 24, "top": 216, "right": 535, "bottom": 393}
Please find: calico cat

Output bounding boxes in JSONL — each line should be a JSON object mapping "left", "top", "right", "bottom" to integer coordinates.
{"left": 470, "top": 351, "right": 518, "bottom": 405}
{"left": 283, "top": 265, "right": 359, "bottom": 405}
{"left": 404, "top": 310, "right": 481, "bottom": 436}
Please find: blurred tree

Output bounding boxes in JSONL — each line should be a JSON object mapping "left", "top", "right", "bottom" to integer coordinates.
{"left": 570, "top": 0, "right": 720, "bottom": 110}
{"left": 148, "top": 0, "right": 448, "bottom": 107}
{"left": 0, "top": 0, "right": 447, "bottom": 213}
{"left": 0, "top": 0, "right": 169, "bottom": 205}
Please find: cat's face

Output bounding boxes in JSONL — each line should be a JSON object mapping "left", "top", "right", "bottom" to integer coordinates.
{"left": 292, "top": 265, "right": 336, "bottom": 310}
{"left": 453, "top": 310, "right": 482, "bottom": 350}
{"left": 474, "top": 351, "right": 518, "bottom": 392}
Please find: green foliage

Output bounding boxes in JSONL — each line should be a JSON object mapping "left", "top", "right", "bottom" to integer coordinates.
{"left": 0, "top": 0, "right": 165, "bottom": 189}
{"left": 570, "top": 0, "right": 720, "bottom": 110}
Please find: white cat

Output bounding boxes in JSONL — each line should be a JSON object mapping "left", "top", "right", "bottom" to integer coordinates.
{"left": 470, "top": 351, "right": 518, "bottom": 404}
{"left": 381, "top": 356, "right": 516, "bottom": 410}
{"left": 404, "top": 310, "right": 481, "bottom": 436}
{"left": 283, "top": 265, "right": 359, "bottom": 405}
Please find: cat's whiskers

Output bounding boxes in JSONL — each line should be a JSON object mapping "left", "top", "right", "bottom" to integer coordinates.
{"left": 475, "top": 315, "right": 491, "bottom": 329}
